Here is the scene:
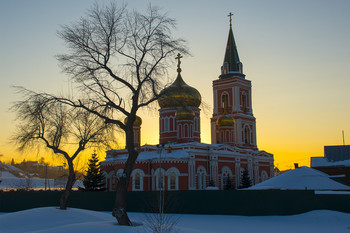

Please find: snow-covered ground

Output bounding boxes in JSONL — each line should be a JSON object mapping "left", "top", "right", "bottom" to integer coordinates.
{"left": 1, "top": 207, "right": 350, "bottom": 233}
{"left": 0, "top": 164, "right": 83, "bottom": 190}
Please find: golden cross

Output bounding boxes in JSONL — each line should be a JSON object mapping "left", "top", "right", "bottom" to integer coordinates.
{"left": 175, "top": 53, "right": 183, "bottom": 72}
{"left": 228, "top": 12, "right": 233, "bottom": 27}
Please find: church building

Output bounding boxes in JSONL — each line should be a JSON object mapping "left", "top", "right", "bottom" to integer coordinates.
{"left": 101, "top": 15, "right": 274, "bottom": 191}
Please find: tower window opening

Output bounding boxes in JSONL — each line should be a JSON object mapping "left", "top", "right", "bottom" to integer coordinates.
{"left": 222, "top": 94, "right": 229, "bottom": 112}
{"left": 244, "top": 126, "right": 251, "bottom": 144}
{"left": 242, "top": 94, "right": 247, "bottom": 112}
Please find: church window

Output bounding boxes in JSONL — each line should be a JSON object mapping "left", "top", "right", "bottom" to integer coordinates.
{"left": 111, "top": 174, "right": 116, "bottom": 191}
{"left": 244, "top": 126, "right": 250, "bottom": 144}
{"left": 170, "top": 172, "right": 176, "bottom": 190}
{"left": 197, "top": 166, "right": 207, "bottom": 190}
{"left": 164, "top": 118, "right": 169, "bottom": 132}
{"left": 184, "top": 124, "right": 188, "bottom": 137}
{"left": 222, "top": 166, "right": 233, "bottom": 189}
{"left": 242, "top": 94, "right": 247, "bottom": 112}
{"left": 194, "top": 117, "right": 199, "bottom": 132}
{"left": 169, "top": 117, "right": 173, "bottom": 131}
{"left": 222, "top": 93, "right": 229, "bottom": 112}
{"left": 134, "top": 173, "right": 140, "bottom": 190}
{"left": 167, "top": 167, "right": 180, "bottom": 190}
{"left": 158, "top": 172, "right": 164, "bottom": 190}
{"left": 154, "top": 169, "right": 165, "bottom": 191}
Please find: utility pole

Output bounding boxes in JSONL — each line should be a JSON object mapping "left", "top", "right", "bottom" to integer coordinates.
{"left": 342, "top": 130, "right": 346, "bottom": 145}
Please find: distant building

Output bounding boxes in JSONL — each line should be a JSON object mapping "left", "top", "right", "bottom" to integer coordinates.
{"left": 101, "top": 15, "right": 274, "bottom": 192}
{"left": 311, "top": 145, "right": 350, "bottom": 186}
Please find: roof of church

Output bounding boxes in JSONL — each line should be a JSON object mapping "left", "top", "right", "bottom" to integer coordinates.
{"left": 224, "top": 26, "right": 241, "bottom": 73}
{"left": 102, "top": 142, "right": 273, "bottom": 165}
{"left": 219, "top": 13, "right": 245, "bottom": 79}
{"left": 158, "top": 54, "right": 201, "bottom": 108}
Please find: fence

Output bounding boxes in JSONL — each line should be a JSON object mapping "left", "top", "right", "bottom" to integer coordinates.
{"left": 1, "top": 190, "right": 349, "bottom": 215}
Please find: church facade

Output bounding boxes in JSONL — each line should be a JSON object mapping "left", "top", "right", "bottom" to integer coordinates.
{"left": 101, "top": 17, "right": 274, "bottom": 191}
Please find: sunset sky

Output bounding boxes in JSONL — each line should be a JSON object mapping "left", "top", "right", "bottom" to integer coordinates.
{"left": 1, "top": 0, "right": 350, "bottom": 170}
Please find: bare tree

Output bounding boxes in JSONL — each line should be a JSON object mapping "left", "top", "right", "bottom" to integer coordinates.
{"left": 50, "top": 2, "right": 188, "bottom": 225}
{"left": 11, "top": 91, "right": 114, "bottom": 209}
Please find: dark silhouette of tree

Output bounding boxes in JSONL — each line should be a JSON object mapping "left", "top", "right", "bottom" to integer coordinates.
{"left": 239, "top": 169, "right": 252, "bottom": 189}
{"left": 223, "top": 176, "right": 234, "bottom": 190}
{"left": 11, "top": 95, "right": 113, "bottom": 209}
{"left": 41, "top": 2, "right": 188, "bottom": 225}
{"left": 83, "top": 152, "right": 106, "bottom": 191}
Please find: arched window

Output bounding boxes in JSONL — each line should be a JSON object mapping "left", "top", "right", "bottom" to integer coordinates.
{"left": 241, "top": 94, "right": 248, "bottom": 113}
{"left": 194, "top": 117, "right": 199, "bottom": 132}
{"left": 131, "top": 169, "right": 145, "bottom": 191}
{"left": 196, "top": 166, "right": 207, "bottom": 190}
{"left": 164, "top": 118, "right": 169, "bottom": 132}
{"left": 111, "top": 174, "right": 116, "bottom": 191}
{"left": 169, "top": 117, "right": 173, "bottom": 131}
{"left": 170, "top": 173, "right": 176, "bottom": 189}
{"left": 222, "top": 166, "right": 233, "bottom": 190}
{"left": 178, "top": 125, "right": 182, "bottom": 138}
{"left": 166, "top": 167, "right": 180, "bottom": 191}
{"left": 154, "top": 168, "right": 165, "bottom": 191}
{"left": 244, "top": 126, "right": 251, "bottom": 144}
{"left": 222, "top": 93, "right": 229, "bottom": 111}
{"left": 135, "top": 173, "right": 140, "bottom": 189}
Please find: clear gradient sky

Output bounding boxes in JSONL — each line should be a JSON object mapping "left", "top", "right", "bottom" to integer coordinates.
{"left": 1, "top": 0, "right": 350, "bottom": 170}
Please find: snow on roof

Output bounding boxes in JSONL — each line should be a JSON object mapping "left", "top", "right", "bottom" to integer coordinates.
{"left": 248, "top": 166, "right": 350, "bottom": 190}
{"left": 311, "top": 157, "right": 350, "bottom": 167}
{"left": 104, "top": 149, "right": 189, "bottom": 162}
{"left": 103, "top": 141, "right": 273, "bottom": 164}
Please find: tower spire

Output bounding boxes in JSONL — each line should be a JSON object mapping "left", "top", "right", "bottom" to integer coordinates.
{"left": 221, "top": 12, "right": 243, "bottom": 77}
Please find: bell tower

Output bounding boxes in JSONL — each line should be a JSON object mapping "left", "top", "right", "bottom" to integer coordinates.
{"left": 211, "top": 13, "right": 257, "bottom": 150}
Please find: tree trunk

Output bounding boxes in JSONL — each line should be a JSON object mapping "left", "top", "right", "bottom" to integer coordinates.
{"left": 112, "top": 176, "right": 132, "bottom": 225}
{"left": 60, "top": 159, "right": 76, "bottom": 210}
{"left": 112, "top": 125, "right": 139, "bottom": 225}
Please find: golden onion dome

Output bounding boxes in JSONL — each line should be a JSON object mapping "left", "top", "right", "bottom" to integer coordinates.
{"left": 158, "top": 74, "right": 201, "bottom": 108}
{"left": 175, "top": 106, "right": 195, "bottom": 120}
{"left": 216, "top": 115, "right": 235, "bottom": 127}
{"left": 124, "top": 115, "right": 142, "bottom": 127}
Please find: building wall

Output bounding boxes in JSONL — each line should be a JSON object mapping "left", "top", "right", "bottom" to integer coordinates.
{"left": 313, "top": 166, "right": 350, "bottom": 186}
{"left": 101, "top": 150, "right": 274, "bottom": 191}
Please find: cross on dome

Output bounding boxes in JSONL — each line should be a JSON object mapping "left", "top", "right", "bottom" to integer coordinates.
{"left": 175, "top": 53, "right": 183, "bottom": 73}
{"left": 228, "top": 12, "right": 233, "bottom": 27}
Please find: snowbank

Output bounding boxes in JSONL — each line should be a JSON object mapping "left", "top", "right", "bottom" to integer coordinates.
{"left": 1, "top": 207, "right": 350, "bottom": 233}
